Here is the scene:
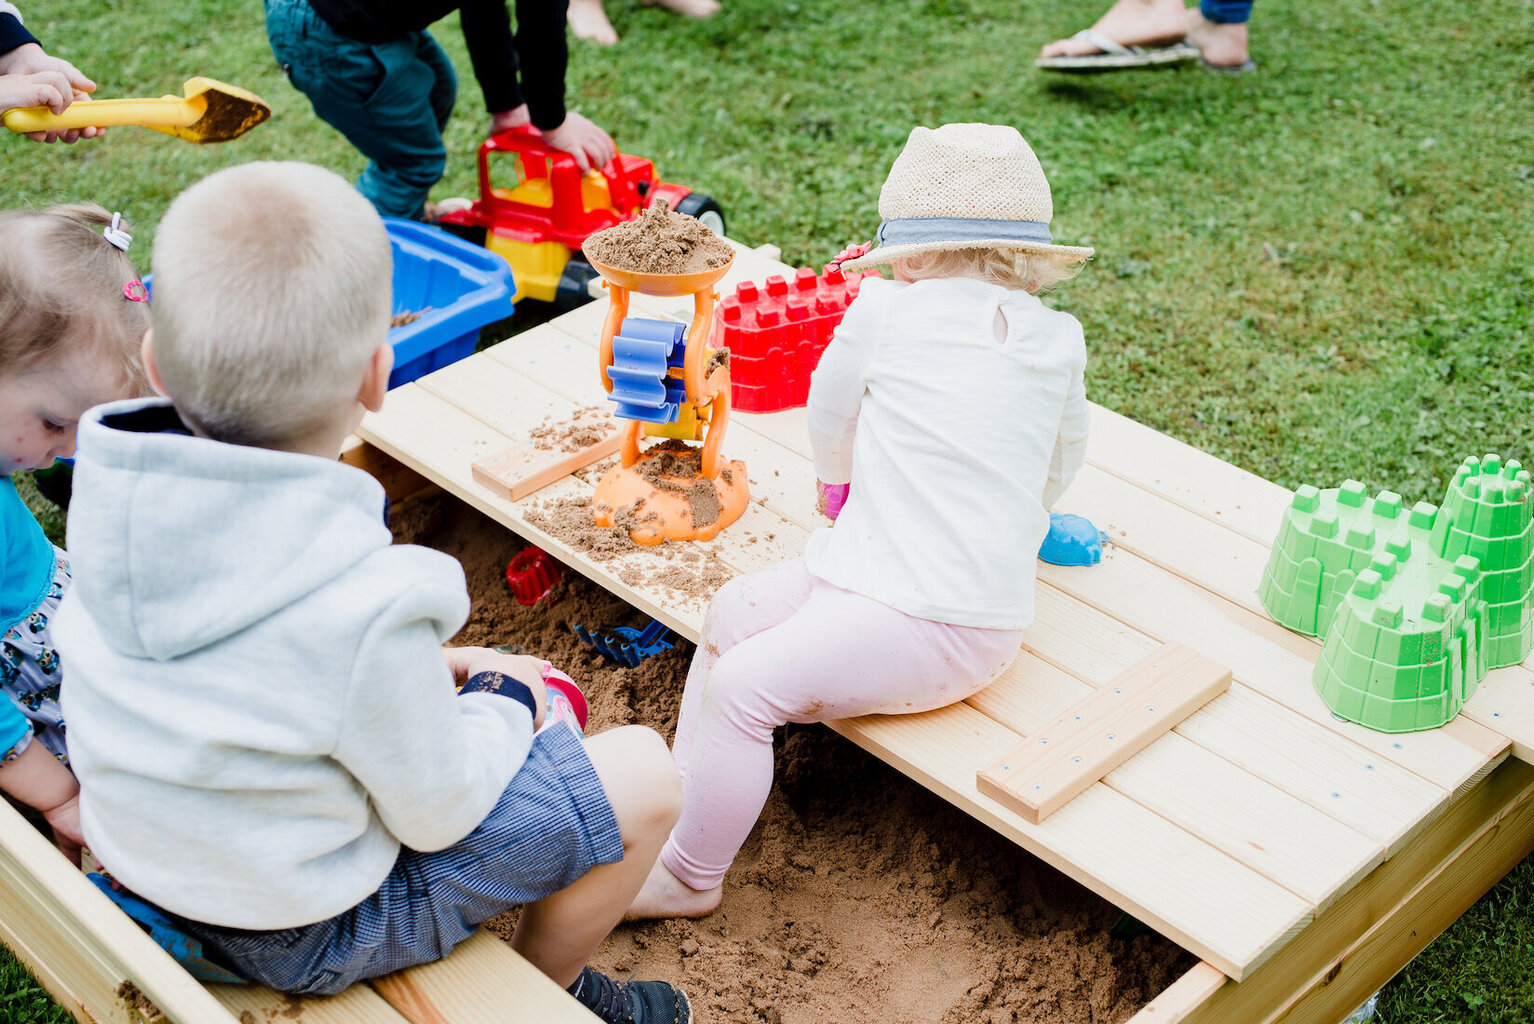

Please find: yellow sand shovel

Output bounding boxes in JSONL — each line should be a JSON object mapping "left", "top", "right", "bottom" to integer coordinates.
{"left": 3, "top": 76, "right": 270, "bottom": 143}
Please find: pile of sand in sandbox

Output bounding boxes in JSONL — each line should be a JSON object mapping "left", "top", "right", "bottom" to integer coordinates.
{"left": 584, "top": 199, "right": 733, "bottom": 276}
{"left": 399, "top": 501, "right": 1195, "bottom": 1024}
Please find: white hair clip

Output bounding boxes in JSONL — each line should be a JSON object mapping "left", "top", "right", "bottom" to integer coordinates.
{"left": 103, "top": 212, "right": 132, "bottom": 252}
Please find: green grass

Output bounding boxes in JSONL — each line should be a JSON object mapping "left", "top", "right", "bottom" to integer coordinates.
{"left": 4, "top": 0, "right": 1534, "bottom": 1019}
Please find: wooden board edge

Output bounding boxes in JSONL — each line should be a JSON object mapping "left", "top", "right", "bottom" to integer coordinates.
{"left": 1124, "top": 962, "right": 1228, "bottom": 1024}
{"left": 369, "top": 932, "right": 600, "bottom": 1023}
{"left": 1171, "top": 757, "right": 1534, "bottom": 1023}
{"left": 469, "top": 430, "right": 622, "bottom": 502}
{"left": 0, "top": 799, "right": 240, "bottom": 1024}
{"left": 1264, "top": 758, "right": 1534, "bottom": 1024}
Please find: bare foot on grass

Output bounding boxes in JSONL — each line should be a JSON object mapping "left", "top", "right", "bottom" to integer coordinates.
{"left": 1039, "top": 0, "right": 1190, "bottom": 57}
{"left": 568, "top": 0, "right": 620, "bottom": 44}
{"left": 643, "top": 0, "right": 722, "bottom": 18}
{"left": 1185, "top": 8, "right": 1252, "bottom": 69}
{"left": 625, "top": 858, "right": 722, "bottom": 920}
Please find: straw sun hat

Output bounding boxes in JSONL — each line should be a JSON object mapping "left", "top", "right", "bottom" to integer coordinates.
{"left": 838, "top": 123, "right": 1093, "bottom": 272}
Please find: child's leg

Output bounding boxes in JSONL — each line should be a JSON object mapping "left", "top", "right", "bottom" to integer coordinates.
{"left": 179, "top": 725, "right": 677, "bottom": 997}
{"left": 509, "top": 725, "right": 679, "bottom": 987}
{"left": 634, "top": 579, "right": 1022, "bottom": 918}
{"left": 265, "top": 0, "right": 453, "bottom": 220}
{"left": 671, "top": 558, "right": 815, "bottom": 771}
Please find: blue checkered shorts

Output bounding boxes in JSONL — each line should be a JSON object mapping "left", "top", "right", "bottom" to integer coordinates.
{"left": 176, "top": 725, "right": 624, "bottom": 995}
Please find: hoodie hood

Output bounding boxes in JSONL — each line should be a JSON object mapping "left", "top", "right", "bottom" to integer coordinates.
{"left": 67, "top": 398, "right": 392, "bottom": 660}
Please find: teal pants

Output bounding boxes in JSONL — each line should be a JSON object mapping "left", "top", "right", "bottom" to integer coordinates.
{"left": 265, "top": 0, "right": 457, "bottom": 220}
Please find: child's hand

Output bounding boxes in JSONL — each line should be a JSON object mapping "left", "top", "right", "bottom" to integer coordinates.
{"left": 43, "top": 792, "right": 84, "bottom": 867}
{"left": 488, "top": 103, "right": 532, "bottom": 136}
{"left": 443, "top": 646, "right": 549, "bottom": 728}
{"left": 0, "top": 44, "right": 101, "bottom": 143}
{"left": 816, "top": 480, "right": 849, "bottom": 520}
{"left": 542, "top": 112, "right": 617, "bottom": 174}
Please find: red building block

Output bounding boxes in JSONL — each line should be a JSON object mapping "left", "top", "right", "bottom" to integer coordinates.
{"left": 712, "top": 265, "right": 880, "bottom": 413}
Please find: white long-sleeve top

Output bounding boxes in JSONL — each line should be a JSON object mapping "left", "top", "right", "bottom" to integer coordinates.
{"left": 804, "top": 276, "right": 1089, "bottom": 630}
{"left": 53, "top": 399, "right": 536, "bottom": 930}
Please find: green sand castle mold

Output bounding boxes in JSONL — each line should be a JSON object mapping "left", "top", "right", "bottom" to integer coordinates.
{"left": 1259, "top": 454, "right": 1534, "bottom": 733}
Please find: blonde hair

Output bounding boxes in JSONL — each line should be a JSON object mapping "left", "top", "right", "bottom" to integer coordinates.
{"left": 893, "top": 246, "right": 1086, "bottom": 293}
{"left": 0, "top": 203, "right": 149, "bottom": 392}
{"left": 150, "top": 162, "right": 392, "bottom": 448}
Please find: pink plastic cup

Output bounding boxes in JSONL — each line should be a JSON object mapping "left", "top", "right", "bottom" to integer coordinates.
{"left": 540, "top": 664, "right": 589, "bottom": 738}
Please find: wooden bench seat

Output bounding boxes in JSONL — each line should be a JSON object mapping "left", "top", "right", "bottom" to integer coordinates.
{"left": 0, "top": 787, "right": 595, "bottom": 1023}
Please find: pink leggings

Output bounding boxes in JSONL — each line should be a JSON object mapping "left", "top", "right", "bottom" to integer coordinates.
{"left": 661, "top": 558, "right": 1024, "bottom": 890}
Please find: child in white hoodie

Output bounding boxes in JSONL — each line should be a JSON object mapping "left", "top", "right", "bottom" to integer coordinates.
{"left": 54, "top": 161, "right": 691, "bottom": 1024}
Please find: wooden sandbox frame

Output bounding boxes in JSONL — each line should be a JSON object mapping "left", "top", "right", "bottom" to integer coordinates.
{"left": 4, "top": 241, "right": 1534, "bottom": 1024}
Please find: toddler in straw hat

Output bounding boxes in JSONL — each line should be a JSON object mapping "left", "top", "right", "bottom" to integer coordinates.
{"left": 630, "top": 123, "right": 1093, "bottom": 919}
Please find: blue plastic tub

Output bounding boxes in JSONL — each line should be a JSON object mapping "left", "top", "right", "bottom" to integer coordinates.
{"left": 141, "top": 221, "right": 514, "bottom": 390}
{"left": 384, "top": 218, "right": 515, "bottom": 387}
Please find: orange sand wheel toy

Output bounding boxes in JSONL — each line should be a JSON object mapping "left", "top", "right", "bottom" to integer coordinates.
{"left": 585, "top": 254, "right": 749, "bottom": 545}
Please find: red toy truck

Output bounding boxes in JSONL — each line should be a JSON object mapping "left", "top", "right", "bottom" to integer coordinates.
{"left": 436, "top": 125, "right": 724, "bottom": 309}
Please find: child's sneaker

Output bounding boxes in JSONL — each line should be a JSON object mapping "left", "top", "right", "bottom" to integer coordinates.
{"left": 568, "top": 965, "right": 692, "bottom": 1024}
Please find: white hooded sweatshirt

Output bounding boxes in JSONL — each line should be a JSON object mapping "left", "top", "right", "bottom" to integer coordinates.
{"left": 54, "top": 399, "right": 535, "bottom": 930}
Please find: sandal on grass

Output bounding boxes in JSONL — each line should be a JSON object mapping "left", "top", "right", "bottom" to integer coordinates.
{"left": 1201, "top": 54, "right": 1258, "bottom": 74}
{"left": 1035, "top": 29, "right": 1200, "bottom": 73}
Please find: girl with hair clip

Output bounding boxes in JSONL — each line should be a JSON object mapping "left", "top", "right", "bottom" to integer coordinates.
{"left": 0, "top": 203, "right": 148, "bottom": 862}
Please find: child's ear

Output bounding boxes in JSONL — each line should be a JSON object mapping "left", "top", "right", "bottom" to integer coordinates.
{"left": 359, "top": 342, "right": 393, "bottom": 414}
{"left": 140, "top": 330, "right": 170, "bottom": 398}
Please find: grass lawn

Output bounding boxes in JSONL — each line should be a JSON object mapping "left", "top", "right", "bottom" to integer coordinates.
{"left": 4, "top": 0, "right": 1533, "bottom": 1020}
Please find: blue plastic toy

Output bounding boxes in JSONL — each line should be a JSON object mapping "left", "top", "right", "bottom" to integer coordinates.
{"left": 607, "top": 318, "right": 689, "bottom": 424}
{"left": 141, "top": 220, "right": 515, "bottom": 391}
{"left": 384, "top": 219, "right": 516, "bottom": 387}
{"left": 1038, "top": 512, "right": 1107, "bottom": 566}
{"left": 87, "top": 874, "right": 246, "bottom": 984}
{"left": 571, "top": 619, "right": 675, "bottom": 668}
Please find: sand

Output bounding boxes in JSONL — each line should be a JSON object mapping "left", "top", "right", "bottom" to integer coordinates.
{"left": 583, "top": 199, "right": 734, "bottom": 276}
{"left": 401, "top": 500, "right": 1194, "bottom": 1024}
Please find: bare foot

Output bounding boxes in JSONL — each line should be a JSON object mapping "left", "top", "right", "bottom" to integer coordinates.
{"left": 1184, "top": 8, "right": 1251, "bottom": 68}
{"left": 568, "top": 0, "right": 620, "bottom": 44}
{"left": 1039, "top": 0, "right": 1189, "bottom": 58}
{"left": 625, "top": 858, "right": 723, "bottom": 920}
{"left": 643, "top": 0, "right": 721, "bottom": 18}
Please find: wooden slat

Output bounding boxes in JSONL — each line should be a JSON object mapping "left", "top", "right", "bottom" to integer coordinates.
{"left": 1174, "top": 757, "right": 1534, "bottom": 1024}
{"left": 1462, "top": 665, "right": 1534, "bottom": 763}
{"left": 1264, "top": 762, "right": 1534, "bottom": 1024}
{"left": 978, "top": 644, "right": 1232, "bottom": 824}
{"left": 211, "top": 983, "right": 410, "bottom": 1024}
{"left": 970, "top": 654, "right": 1386, "bottom": 913}
{"left": 370, "top": 932, "right": 598, "bottom": 1023}
{"left": 1024, "top": 583, "right": 1451, "bottom": 853}
{"left": 1035, "top": 542, "right": 1507, "bottom": 799}
{"left": 1124, "top": 962, "right": 1228, "bottom": 1024}
{"left": 1081, "top": 404, "right": 1534, "bottom": 763}
{"left": 471, "top": 411, "right": 622, "bottom": 501}
{"left": 0, "top": 799, "right": 239, "bottom": 1024}
{"left": 831, "top": 702, "right": 1311, "bottom": 980}
{"left": 1083, "top": 403, "right": 1293, "bottom": 545}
